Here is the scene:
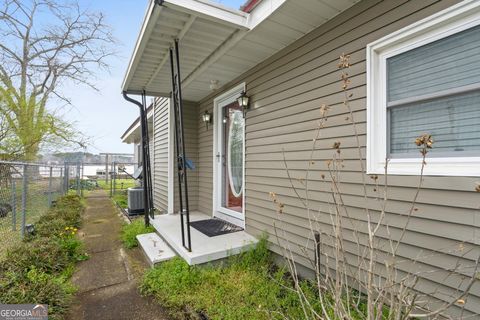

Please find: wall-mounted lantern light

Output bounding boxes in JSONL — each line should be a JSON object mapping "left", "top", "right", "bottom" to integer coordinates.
{"left": 237, "top": 91, "right": 250, "bottom": 118}
{"left": 202, "top": 110, "right": 212, "bottom": 130}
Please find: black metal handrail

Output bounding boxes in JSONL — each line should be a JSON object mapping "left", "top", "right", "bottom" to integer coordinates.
{"left": 170, "top": 39, "right": 192, "bottom": 252}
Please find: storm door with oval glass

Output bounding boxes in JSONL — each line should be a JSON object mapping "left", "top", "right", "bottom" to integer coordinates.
{"left": 213, "top": 85, "right": 245, "bottom": 226}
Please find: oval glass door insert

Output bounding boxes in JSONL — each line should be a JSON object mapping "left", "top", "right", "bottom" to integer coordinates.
{"left": 227, "top": 109, "right": 244, "bottom": 197}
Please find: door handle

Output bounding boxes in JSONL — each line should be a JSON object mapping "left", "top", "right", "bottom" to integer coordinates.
{"left": 216, "top": 152, "right": 226, "bottom": 165}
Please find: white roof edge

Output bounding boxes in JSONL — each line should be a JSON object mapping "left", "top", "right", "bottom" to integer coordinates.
{"left": 121, "top": 109, "right": 154, "bottom": 143}
{"left": 166, "top": 0, "right": 250, "bottom": 28}
{"left": 247, "top": 0, "right": 286, "bottom": 29}
{"left": 122, "top": 0, "right": 288, "bottom": 96}
{"left": 121, "top": 0, "right": 251, "bottom": 94}
{"left": 121, "top": 0, "right": 159, "bottom": 93}
{"left": 182, "top": 0, "right": 286, "bottom": 88}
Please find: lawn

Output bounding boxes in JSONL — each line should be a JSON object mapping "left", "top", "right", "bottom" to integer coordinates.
{"left": 97, "top": 177, "right": 137, "bottom": 191}
{"left": 97, "top": 177, "right": 137, "bottom": 209}
{"left": 140, "top": 239, "right": 339, "bottom": 320}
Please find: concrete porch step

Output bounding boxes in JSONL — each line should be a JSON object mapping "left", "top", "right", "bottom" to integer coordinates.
{"left": 136, "top": 233, "right": 176, "bottom": 267}
{"left": 150, "top": 212, "right": 258, "bottom": 265}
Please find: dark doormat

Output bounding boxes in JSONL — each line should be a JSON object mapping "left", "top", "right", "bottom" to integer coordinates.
{"left": 190, "top": 218, "right": 243, "bottom": 237}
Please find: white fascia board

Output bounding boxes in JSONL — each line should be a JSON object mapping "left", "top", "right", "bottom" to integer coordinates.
{"left": 165, "top": 0, "right": 250, "bottom": 29}
{"left": 121, "top": 0, "right": 162, "bottom": 93}
{"left": 122, "top": 124, "right": 140, "bottom": 144}
{"left": 246, "top": 0, "right": 286, "bottom": 29}
{"left": 181, "top": 0, "right": 286, "bottom": 88}
{"left": 121, "top": 111, "right": 154, "bottom": 144}
{"left": 123, "top": 0, "right": 286, "bottom": 96}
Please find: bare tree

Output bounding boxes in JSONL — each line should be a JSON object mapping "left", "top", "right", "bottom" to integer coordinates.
{"left": 0, "top": 0, "right": 116, "bottom": 160}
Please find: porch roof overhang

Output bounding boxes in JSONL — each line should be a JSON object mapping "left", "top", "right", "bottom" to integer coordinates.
{"left": 121, "top": 106, "right": 154, "bottom": 144}
{"left": 122, "top": 0, "right": 360, "bottom": 102}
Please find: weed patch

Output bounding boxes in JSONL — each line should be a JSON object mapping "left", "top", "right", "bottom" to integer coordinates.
{"left": 0, "top": 194, "right": 86, "bottom": 319}
{"left": 121, "top": 218, "right": 155, "bottom": 249}
{"left": 140, "top": 238, "right": 326, "bottom": 320}
{"left": 112, "top": 191, "right": 128, "bottom": 209}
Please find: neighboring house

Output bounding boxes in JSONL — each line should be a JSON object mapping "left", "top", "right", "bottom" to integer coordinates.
{"left": 121, "top": 0, "right": 480, "bottom": 316}
{"left": 121, "top": 102, "right": 154, "bottom": 171}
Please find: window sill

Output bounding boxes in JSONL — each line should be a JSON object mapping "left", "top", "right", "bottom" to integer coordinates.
{"left": 367, "top": 157, "right": 480, "bottom": 177}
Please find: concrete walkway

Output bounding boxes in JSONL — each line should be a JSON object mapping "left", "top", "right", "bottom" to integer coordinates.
{"left": 67, "top": 190, "right": 169, "bottom": 320}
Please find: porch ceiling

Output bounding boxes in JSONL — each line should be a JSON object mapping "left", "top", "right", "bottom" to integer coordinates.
{"left": 122, "top": 0, "right": 360, "bottom": 102}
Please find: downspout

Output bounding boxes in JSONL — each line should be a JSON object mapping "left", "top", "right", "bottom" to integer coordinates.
{"left": 122, "top": 91, "right": 151, "bottom": 227}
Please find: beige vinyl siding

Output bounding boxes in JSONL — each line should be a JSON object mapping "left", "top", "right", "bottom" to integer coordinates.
{"left": 196, "top": 0, "right": 480, "bottom": 316}
{"left": 153, "top": 98, "right": 169, "bottom": 213}
{"left": 173, "top": 101, "right": 199, "bottom": 212}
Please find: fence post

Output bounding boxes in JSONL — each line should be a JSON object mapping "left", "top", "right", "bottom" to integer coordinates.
{"left": 113, "top": 161, "right": 116, "bottom": 196}
{"left": 48, "top": 166, "right": 53, "bottom": 206}
{"left": 81, "top": 162, "right": 84, "bottom": 197}
{"left": 60, "top": 166, "right": 64, "bottom": 194}
{"left": 314, "top": 232, "right": 321, "bottom": 274}
{"left": 105, "top": 154, "right": 109, "bottom": 184}
{"left": 21, "top": 164, "right": 27, "bottom": 238}
{"left": 11, "top": 179, "right": 16, "bottom": 231}
{"left": 63, "top": 163, "right": 68, "bottom": 194}
{"left": 109, "top": 162, "right": 113, "bottom": 197}
{"left": 76, "top": 162, "right": 81, "bottom": 196}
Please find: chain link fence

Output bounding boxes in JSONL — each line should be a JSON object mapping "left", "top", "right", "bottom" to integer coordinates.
{"left": 78, "top": 161, "right": 139, "bottom": 211}
{"left": 0, "top": 161, "right": 69, "bottom": 257}
{"left": 0, "top": 160, "right": 140, "bottom": 257}
{"left": 101, "top": 162, "right": 139, "bottom": 212}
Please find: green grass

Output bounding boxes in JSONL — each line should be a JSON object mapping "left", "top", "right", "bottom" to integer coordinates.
{"left": 97, "top": 178, "right": 137, "bottom": 191}
{"left": 140, "top": 239, "right": 317, "bottom": 319}
{"left": 121, "top": 219, "right": 155, "bottom": 249}
{"left": 0, "top": 194, "right": 87, "bottom": 319}
{"left": 140, "top": 239, "right": 376, "bottom": 320}
{"left": 96, "top": 178, "right": 136, "bottom": 209}
{"left": 112, "top": 191, "right": 128, "bottom": 209}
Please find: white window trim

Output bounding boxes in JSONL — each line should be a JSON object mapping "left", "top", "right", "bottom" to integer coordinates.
{"left": 366, "top": 0, "right": 480, "bottom": 177}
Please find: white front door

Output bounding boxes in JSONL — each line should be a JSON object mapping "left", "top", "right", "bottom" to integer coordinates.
{"left": 213, "top": 84, "right": 245, "bottom": 228}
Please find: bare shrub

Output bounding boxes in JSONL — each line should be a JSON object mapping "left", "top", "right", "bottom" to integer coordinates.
{"left": 270, "top": 54, "right": 480, "bottom": 319}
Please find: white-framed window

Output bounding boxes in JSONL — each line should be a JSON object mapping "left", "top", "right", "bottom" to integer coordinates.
{"left": 366, "top": 0, "right": 480, "bottom": 176}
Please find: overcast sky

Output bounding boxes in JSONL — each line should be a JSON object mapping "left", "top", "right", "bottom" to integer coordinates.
{"left": 63, "top": 0, "right": 245, "bottom": 155}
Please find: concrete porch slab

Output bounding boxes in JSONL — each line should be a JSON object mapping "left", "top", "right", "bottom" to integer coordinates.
{"left": 150, "top": 211, "right": 258, "bottom": 265}
{"left": 136, "top": 233, "right": 176, "bottom": 266}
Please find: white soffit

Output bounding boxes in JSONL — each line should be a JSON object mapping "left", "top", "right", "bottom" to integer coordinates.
{"left": 122, "top": 0, "right": 360, "bottom": 101}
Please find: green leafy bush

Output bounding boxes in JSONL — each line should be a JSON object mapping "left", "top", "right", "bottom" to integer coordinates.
{"left": 121, "top": 219, "right": 155, "bottom": 249}
{"left": 0, "top": 194, "right": 85, "bottom": 319}
{"left": 140, "top": 238, "right": 323, "bottom": 320}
